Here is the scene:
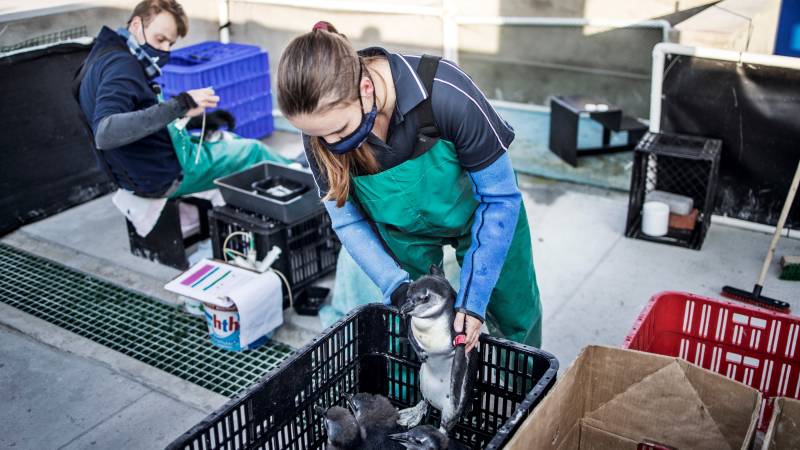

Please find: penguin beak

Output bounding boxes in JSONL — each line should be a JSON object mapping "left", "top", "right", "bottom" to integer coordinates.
{"left": 313, "top": 405, "right": 327, "bottom": 417}
{"left": 389, "top": 432, "right": 409, "bottom": 442}
{"left": 399, "top": 299, "right": 416, "bottom": 315}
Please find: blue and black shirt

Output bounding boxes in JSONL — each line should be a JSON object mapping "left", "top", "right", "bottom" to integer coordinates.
{"left": 304, "top": 47, "right": 522, "bottom": 320}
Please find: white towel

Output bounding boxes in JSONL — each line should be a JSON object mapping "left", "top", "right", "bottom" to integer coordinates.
{"left": 230, "top": 270, "right": 284, "bottom": 348}
{"left": 111, "top": 188, "right": 226, "bottom": 237}
{"left": 111, "top": 189, "right": 167, "bottom": 237}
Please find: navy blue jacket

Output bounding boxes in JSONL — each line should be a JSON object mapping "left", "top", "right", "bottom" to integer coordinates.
{"left": 78, "top": 26, "right": 181, "bottom": 195}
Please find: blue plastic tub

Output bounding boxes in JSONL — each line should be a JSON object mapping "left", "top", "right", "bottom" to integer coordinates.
{"left": 158, "top": 41, "right": 266, "bottom": 92}
{"left": 157, "top": 41, "right": 274, "bottom": 138}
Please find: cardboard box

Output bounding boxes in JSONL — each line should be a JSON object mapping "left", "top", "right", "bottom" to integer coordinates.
{"left": 762, "top": 397, "right": 800, "bottom": 450}
{"left": 505, "top": 346, "right": 761, "bottom": 450}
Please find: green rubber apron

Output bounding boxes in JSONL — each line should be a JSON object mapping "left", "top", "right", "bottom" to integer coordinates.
{"left": 351, "top": 138, "right": 542, "bottom": 347}
{"left": 160, "top": 94, "right": 290, "bottom": 198}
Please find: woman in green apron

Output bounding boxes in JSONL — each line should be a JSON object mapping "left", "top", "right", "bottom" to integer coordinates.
{"left": 276, "top": 21, "right": 542, "bottom": 349}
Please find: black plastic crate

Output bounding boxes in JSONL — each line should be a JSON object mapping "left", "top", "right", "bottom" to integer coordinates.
{"left": 167, "top": 304, "right": 558, "bottom": 450}
{"left": 209, "top": 205, "right": 339, "bottom": 305}
{"left": 625, "top": 131, "right": 722, "bottom": 250}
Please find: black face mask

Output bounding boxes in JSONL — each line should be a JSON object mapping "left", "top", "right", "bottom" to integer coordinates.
{"left": 140, "top": 21, "right": 170, "bottom": 68}
{"left": 319, "top": 65, "right": 377, "bottom": 155}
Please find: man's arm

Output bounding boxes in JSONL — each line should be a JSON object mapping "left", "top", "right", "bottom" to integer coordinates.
{"left": 90, "top": 54, "right": 215, "bottom": 150}
{"left": 94, "top": 93, "right": 196, "bottom": 150}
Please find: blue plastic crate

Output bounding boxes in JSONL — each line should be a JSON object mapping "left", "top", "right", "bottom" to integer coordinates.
{"left": 157, "top": 41, "right": 269, "bottom": 100}
{"left": 164, "top": 73, "right": 270, "bottom": 111}
{"left": 237, "top": 114, "right": 274, "bottom": 139}
{"left": 157, "top": 41, "right": 273, "bottom": 138}
{"left": 229, "top": 94, "right": 273, "bottom": 138}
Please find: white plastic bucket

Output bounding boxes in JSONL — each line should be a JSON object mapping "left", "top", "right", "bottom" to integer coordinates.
{"left": 202, "top": 303, "right": 267, "bottom": 352}
{"left": 642, "top": 201, "right": 670, "bottom": 236}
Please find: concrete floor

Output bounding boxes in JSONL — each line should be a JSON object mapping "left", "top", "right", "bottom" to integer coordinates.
{"left": 2, "top": 132, "right": 799, "bottom": 448}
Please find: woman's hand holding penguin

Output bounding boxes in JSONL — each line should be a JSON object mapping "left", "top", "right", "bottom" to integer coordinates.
{"left": 453, "top": 312, "right": 481, "bottom": 354}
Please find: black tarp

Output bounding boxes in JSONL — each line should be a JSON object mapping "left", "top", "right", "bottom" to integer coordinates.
{"left": 0, "top": 41, "right": 113, "bottom": 235}
{"left": 659, "top": 52, "right": 800, "bottom": 228}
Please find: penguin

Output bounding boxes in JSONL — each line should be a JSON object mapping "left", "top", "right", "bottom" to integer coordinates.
{"left": 345, "top": 393, "right": 404, "bottom": 449}
{"left": 397, "top": 265, "right": 479, "bottom": 434}
{"left": 389, "top": 425, "right": 468, "bottom": 450}
{"left": 315, "top": 405, "right": 362, "bottom": 450}
{"left": 186, "top": 109, "right": 236, "bottom": 141}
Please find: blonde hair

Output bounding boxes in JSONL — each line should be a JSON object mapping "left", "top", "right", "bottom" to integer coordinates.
{"left": 276, "top": 21, "right": 379, "bottom": 207}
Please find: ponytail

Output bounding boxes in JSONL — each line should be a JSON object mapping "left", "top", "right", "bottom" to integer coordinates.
{"left": 277, "top": 21, "right": 379, "bottom": 207}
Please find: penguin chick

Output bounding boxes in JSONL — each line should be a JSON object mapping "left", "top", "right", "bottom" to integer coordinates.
{"left": 316, "top": 405, "right": 362, "bottom": 450}
{"left": 398, "top": 265, "right": 479, "bottom": 434}
{"left": 389, "top": 425, "right": 467, "bottom": 450}
{"left": 346, "top": 393, "right": 401, "bottom": 434}
{"left": 345, "top": 393, "right": 403, "bottom": 449}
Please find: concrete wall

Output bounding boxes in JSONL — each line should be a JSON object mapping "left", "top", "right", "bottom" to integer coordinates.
{"left": 0, "top": 1, "right": 221, "bottom": 49}
{"left": 226, "top": 1, "right": 720, "bottom": 118}
{"left": 1, "top": 0, "right": 731, "bottom": 118}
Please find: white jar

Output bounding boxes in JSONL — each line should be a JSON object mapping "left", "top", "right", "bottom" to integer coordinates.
{"left": 642, "top": 201, "right": 670, "bottom": 236}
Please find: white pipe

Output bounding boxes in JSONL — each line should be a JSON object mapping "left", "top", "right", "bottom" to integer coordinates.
{"left": 712, "top": 215, "right": 799, "bottom": 240}
{"left": 441, "top": 0, "right": 458, "bottom": 63}
{"left": 231, "top": 0, "right": 443, "bottom": 17}
{"left": 649, "top": 44, "right": 666, "bottom": 132}
{"left": 218, "top": 0, "right": 230, "bottom": 44}
{"left": 653, "top": 42, "right": 800, "bottom": 69}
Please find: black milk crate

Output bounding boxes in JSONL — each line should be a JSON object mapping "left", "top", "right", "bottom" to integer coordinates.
{"left": 625, "top": 131, "right": 722, "bottom": 250}
{"left": 166, "top": 305, "right": 558, "bottom": 450}
{"left": 209, "top": 205, "right": 339, "bottom": 305}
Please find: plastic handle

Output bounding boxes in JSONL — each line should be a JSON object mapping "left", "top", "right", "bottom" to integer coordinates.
{"left": 757, "top": 161, "right": 800, "bottom": 286}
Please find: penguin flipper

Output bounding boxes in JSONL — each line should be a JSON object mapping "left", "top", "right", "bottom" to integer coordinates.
{"left": 442, "top": 345, "right": 477, "bottom": 433}
{"left": 408, "top": 326, "right": 428, "bottom": 362}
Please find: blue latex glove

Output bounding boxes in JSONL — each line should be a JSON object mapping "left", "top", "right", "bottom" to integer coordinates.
{"left": 324, "top": 200, "right": 411, "bottom": 304}
{"left": 456, "top": 153, "right": 522, "bottom": 320}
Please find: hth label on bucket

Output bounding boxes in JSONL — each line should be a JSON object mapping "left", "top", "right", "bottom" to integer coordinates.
{"left": 205, "top": 307, "right": 245, "bottom": 351}
{"left": 213, "top": 313, "right": 240, "bottom": 335}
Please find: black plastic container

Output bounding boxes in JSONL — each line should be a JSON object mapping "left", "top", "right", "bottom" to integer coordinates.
{"left": 209, "top": 206, "right": 339, "bottom": 306}
{"left": 293, "top": 286, "right": 329, "bottom": 316}
{"left": 215, "top": 162, "right": 322, "bottom": 223}
{"left": 166, "top": 304, "right": 559, "bottom": 450}
{"left": 625, "top": 131, "right": 722, "bottom": 250}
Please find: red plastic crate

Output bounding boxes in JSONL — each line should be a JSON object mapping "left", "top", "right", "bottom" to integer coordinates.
{"left": 623, "top": 291, "right": 799, "bottom": 431}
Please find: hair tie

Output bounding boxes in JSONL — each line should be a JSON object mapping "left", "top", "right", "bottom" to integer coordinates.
{"left": 312, "top": 21, "right": 330, "bottom": 32}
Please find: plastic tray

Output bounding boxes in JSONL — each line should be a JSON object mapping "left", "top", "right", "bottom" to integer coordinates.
{"left": 624, "top": 291, "right": 800, "bottom": 431}
{"left": 214, "top": 162, "right": 321, "bottom": 223}
{"left": 166, "top": 304, "right": 559, "bottom": 450}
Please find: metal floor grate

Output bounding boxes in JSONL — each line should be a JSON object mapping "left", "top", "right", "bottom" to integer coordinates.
{"left": 0, "top": 243, "right": 294, "bottom": 397}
